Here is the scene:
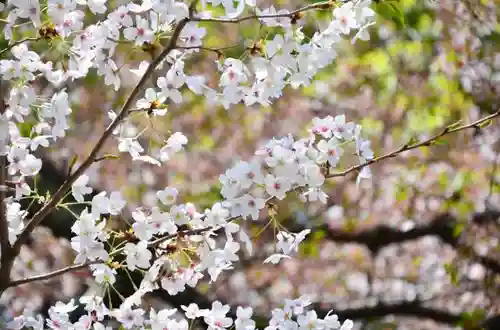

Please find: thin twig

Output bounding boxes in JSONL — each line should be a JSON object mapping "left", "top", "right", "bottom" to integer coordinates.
{"left": 0, "top": 37, "right": 41, "bottom": 57}
{"left": 7, "top": 261, "right": 98, "bottom": 287}
{"left": 192, "top": 1, "right": 333, "bottom": 24}
{"left": 327, "top": 109, "right": 500, "bottom": 179}
{"left": 176, "top": 44, "right": 241, "bottom": 56}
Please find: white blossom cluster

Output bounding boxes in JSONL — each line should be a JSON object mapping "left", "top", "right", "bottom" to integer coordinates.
{"left": 0, "top": 0, "right": 380, "bottom": 328}
{"left": 66, "top": 114, "right": 373, "bottom": 315}
{"left": 220, "top": 115, "right": 374, "bottom": 222}
{"left": 7, "top": 294, "right": 354, "bottom": 330}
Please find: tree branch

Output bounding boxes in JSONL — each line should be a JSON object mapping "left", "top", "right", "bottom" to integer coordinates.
{"left": 293, "top": 210, "right": 500, "bottom": 271}
{"left": 7, "top": 261, "right": 98, "bottom": 288}
{"left": 327, "top": 109, "right": 500, "bottom": 180}
{"left": 11, "top": 13, "right": 194, "bottom": 260}
{"left": 0, "top": 78, "right": 13, "bottom": 290}
{"left": 314, "top": 301, "right": 463, "bottom": 325}
{"left": 192, "top": 1, "right": 333, "bottom": 24}
{"left": 0, "top": 37, "right": 41, "bottom": 57}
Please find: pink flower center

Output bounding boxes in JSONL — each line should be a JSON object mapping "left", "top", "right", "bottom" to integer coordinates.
{"left": 137, "top": 28, "right": 145, "bottom": 36}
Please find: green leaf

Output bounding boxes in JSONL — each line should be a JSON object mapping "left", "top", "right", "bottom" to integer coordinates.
{"left": 444, "top": 263, "right": 459, "bottom": 285}
{"left": 452, "top": 223, "right": 464, "bottom": 238}
{"left": 430, "top": 139, "right": 448, "bottom": 146}
{"left": 407, "top": 135, "right": 419, "bottom": 146}
{"left": 374, "top": 1, "right": 406, "bottom": 28}
{"left": 446, "top": 120, "right": 463, "bottom": 130}
{"left": 477, "top": 119, "right": 492, "bottom": 129}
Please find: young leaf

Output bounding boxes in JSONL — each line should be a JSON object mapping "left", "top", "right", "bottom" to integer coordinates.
{"left": 374, "top": 1, "right": 406, "bottom": 28}
{"left": 477, "top": 119, "right": 492, "bottom": 129}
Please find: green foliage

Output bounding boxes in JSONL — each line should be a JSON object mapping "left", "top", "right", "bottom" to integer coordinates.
{"left": 444, "top": 262, "right": 459, "bottom": 285}
{"left": 373, "top": 0, "right": 406, "bottom": 29}
{"left": 299, "top": 229, "right": 326, "bottom": 258}
{"left": 459, "top": 309, "right": 486, "bottom": 329}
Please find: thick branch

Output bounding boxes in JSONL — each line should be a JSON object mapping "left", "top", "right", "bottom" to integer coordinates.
{"left": 296, "top": 210, "right": 500, "bottom": 273}
{"left": 0, "top": 78, "right": 13, "bottom": 290}
{"left": 315, "top": 301, "right": 463, "bottom": 325}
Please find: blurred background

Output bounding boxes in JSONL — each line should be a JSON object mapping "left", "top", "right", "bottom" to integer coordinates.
{"left": 1, "top": 0, "right": 500, "bottom": 329}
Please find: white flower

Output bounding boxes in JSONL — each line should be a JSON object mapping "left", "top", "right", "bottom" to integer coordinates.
{"left": 182, "top": 303, "right": 210, "bottom": 319}
{"left": 159, "top": 132, "right": 188, "bottom": 162}
{"left": 204, "top": 301, "right": 233, "bottom": 330}
{"left": 332, "top": 115, "right": 355, "bottom": 140}
{"left": 87, "top": 0, "right": 107, "bottom": 14}
{"left": 91, "top": 264, "right": 117, "bottom": 285}
{"left": 220, "top": 59, "right": 249, "bottom": 87}
{"left": 340, "top": 320, "right": 354, "bottom": 330}
{"left": 297, "top": 311, "right": 321, "bottom": 330}
{"left": 72, "top": 174, "right": 93, "bottom": 202}
{"left": 124, "top": 241, "right": 152, "bottom": 271}
{"left": 323, "top": 311, "right": 341, "bottom": 329}
{"left": 331, "top": 2, "right": 359, "bottom": 35}
{"left": 264, "top": 174, "right": 291, "bottom": 200}
{"left": 356, "top": 138, "right": 374, "bottom": 161}
{"left": 112, "top": 305, "right": 145, "bottom": 329}
{"left": 239, "top": 194, "right": 265, "bottom": 220}
{"left": 91, "top": 191, "right": 109, "bottom": 218}
{"left": 149, "top": 308, "right": 178, "bottom": 330}
{"left": 136, "top": 88, "right": 167, "bottom": 115}
{"left": 130, "top": 60, "right": 149, "bottom": 80}
{"left": 289, "top": 229, "right": 311, "bottom": 253}
{"left": 157, "top": 71, "right": 184, "bottom": 104}
{"left": 205, "top": 202, "right": 230, "bottom": 226}
{"left": 109, "top": 191, "right": 126, "bottom": 215}
{"left": 48, "top": 0, "right": 77, "bottom": 24}
{"left": 356, "top": 166, "right": 372, "bottom": 186}
{"left": 132, "top": 209, "right": 155, "bottom": 241}
{"left": 118, "top": 137, "right": 144, "bottom": 158}
{"left": 180, "top": 23, "right": 206, "bottom": 47}
{"left": 301, "top": 188, "right": 328, "bottom": 204}
{"left": 6, "top": 202, "right": 27, "bottom": 244}
{"left": 19, "top": 154, "right": 42, "bottom": 176}
{"left": 157, "top": 187, "right": 179, "bottom": 205}
{"left": 263, "top": 253, "right": 291, "bottom": 264}
{"left": 239, "top": 229, "right": 253, "bottom": 255}
{"left": 124, "top": 16, "right": 154, "bottom": 45}
{"left": 316, "top": 139, "right": 344, "bottom": 166}
{"left": 235, "top": 307, "right": 255, "bottom": 330}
